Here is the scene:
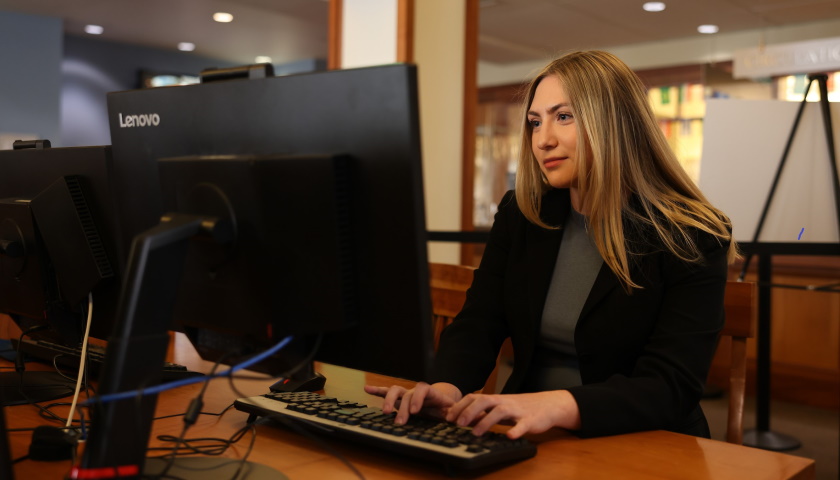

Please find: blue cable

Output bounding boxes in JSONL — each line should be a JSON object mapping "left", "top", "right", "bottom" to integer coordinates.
{"left": 82, "top": 335, "right": 294, "bottom": 406}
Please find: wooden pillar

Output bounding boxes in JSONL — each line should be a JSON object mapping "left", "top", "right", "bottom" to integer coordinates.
{"left": 327, "top": 0, "right": 477, "bottom": 265}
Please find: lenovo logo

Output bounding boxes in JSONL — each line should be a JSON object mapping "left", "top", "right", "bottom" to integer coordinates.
{"left": 118, "top": 113, "right": 161, "bottom": 128}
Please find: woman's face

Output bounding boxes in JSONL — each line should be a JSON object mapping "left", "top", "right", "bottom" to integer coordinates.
{"left": 528, "top": 75, "right": 579, "bottom": 190}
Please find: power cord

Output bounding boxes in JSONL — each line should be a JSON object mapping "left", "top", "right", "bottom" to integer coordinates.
{"left": 65, "top": 293, "right": 94, "bottom": 432}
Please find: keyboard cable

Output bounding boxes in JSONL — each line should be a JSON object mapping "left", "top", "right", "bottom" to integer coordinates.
{"left": 224, "top": 353, "right": 366, "bottom": 480}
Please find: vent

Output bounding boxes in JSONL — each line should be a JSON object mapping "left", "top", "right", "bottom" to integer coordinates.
{"left": 64, "top": 176, "right": 114, "bottom": 280}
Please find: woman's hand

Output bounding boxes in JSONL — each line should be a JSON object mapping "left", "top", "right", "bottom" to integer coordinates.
{"left": 364, "top": 382, "right": 463, "bottom": 425}
{"left": 446, "top": 390, "right": 581, "bottom": 439}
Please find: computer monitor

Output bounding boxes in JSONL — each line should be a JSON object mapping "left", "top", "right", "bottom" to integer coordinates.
{"left": 104, "top": 63, "right": 433, "bottom": 378}
{"left": 0, "top": 144, "right": 122, "bottom": 406}
{"left": 80, "top": 64, "right": 435, "bottom": 475}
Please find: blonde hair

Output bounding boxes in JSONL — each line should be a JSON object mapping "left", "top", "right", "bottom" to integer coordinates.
{"left": 515, "top": 50, "right": 737, "bottom": 290}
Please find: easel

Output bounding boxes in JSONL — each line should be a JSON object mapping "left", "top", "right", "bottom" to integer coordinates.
{"left": 737, "top": 73, "right": 840, "bottom": 451}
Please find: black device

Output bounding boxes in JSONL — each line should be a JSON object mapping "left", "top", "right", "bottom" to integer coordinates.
{"left": 77, "top": 64, "right": 436, "bottom": 478}
{"left": 0, "top": 144, "right": 122, "bottom": 406}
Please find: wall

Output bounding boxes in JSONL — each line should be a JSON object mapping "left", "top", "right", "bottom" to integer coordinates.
{"left": 0, "top": 11, "right": 62, "bottom": 148}
{"left": 61, "top": 35, "right": 240, "bottom": 147}
{"left": 341, "top": 0, "right": 399, "bottom": 69}
{"left": 1, "top": 19, "right": 323, "bottom": 149}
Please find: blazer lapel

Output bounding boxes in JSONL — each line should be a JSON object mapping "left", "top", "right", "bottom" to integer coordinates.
{"left": 525, "top": 189, "right": 568, "bottom": 338}
{"left": 578, "top": 262, "right": 621, "bottom": 322}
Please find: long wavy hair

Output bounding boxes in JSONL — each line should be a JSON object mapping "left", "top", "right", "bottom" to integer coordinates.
{"left": 514, "top": 50, "right": 737, "bottom": 290}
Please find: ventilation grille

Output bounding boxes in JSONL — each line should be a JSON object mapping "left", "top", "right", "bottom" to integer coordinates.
{"left": 65, "top": 176, "right": 114, "bottom": 280}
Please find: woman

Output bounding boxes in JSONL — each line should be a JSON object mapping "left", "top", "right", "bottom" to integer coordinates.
{"left": 366, "top": 50, "right": 737, "bottom": 440}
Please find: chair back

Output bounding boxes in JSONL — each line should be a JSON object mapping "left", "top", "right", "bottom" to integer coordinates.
{"left": 428, "top": 263, "right": 504, "bottom": 394}
{"left": 428, "top": 263, "right": 475, "bottom": 349}
{"left": 722, "top": 280, "right": 757, "bottom": 445}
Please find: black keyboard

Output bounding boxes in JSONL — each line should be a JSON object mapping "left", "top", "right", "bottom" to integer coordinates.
{"left": 234, "top": 391, "right": 537, "bottom": 472}
{"left": 13, "top": 339, "right": 203, "bottom": 382}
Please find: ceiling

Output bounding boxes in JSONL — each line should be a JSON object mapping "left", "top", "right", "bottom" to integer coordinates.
{"left": 1, "top": 0, "right": 839, "bottom": 66}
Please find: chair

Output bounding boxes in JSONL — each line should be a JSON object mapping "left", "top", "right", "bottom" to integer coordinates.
{"left": 428, "top": 263, "right": 475, "bottom": 350}
{"left": 428, "top": 262, "right": 512, "bottom": 394}
{"left": 721, "top": 280, "right": 758, "bottom": 445}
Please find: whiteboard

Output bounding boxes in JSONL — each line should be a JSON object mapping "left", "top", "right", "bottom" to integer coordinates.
{"left": 699, "top": 99, "right": 840, "bottom": 243}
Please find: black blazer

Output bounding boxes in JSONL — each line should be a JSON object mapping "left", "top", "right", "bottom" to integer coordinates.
{"left": 430, "top": 189, "right": 729, "bottom": 438}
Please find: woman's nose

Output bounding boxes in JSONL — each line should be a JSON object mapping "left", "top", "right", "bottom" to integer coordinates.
{"left": 535, "top": 127, "right": 556, "bottom": 150}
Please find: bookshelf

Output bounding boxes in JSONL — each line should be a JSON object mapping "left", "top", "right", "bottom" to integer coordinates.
{"left": 647, "top": 83, "right": 705, "bottom": 183}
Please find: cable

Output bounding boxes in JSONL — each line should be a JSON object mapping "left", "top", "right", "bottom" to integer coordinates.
{"left": 152, "top": 404, "right": 235, "bottom": 422}
{"left": 155, "top": 355, "right": 230, "bottom": 479}
{"left": 229, "top": 425, "right": 257, "bottom": 480}
{"left": 66, "top": 293, "right": 94, "bottom": 429}
{"left": 145, "top": 417, "right": 257, "bottom": 478}
{"left": 81, "top": 335, "right": 294, "bottom": 406}
{"left": 14, "top": 324, "right": 50, "bottom": 373}
{"left": 264, "top": 413, "right": 366, "bottom": 480}
{"left": 224, "top": 366, "right": 366, "bottom": 480}
{"left": 148, "top": 424, "right": 254, "bottom": 457}
{"left": 13, "top": 325, "right": 78, "bottom": 423}
{"left": 52, "top": 355, "right": 79, "bottom": 382}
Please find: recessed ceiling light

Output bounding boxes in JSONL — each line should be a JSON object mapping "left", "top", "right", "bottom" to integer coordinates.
{"left": 698, "top": 24, "right": 719, "bottom": 34}
{"left": 84, "top": 24, "right": 104, "bottom": 35}
{"left": 255, "top": 56, "right": 273, "bottom": 64}
{"left": 178, "top": 42, "right": 196, "bottom": 52}
{"left": 642, "top": 2, "right": 666, "bottom": 12}
{"left": 213, "top": 12, "right": 234, "bottom": 23}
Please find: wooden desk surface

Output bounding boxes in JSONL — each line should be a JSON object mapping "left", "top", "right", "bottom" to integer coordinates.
{"left": 5, "top": 334, "right": 816, "bottom": 480}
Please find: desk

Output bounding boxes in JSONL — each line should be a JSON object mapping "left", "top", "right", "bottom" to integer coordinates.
{"left": 5, "top": 337, "right": 816, "bottom": 480}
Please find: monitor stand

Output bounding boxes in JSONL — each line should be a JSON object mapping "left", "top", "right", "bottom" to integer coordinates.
{"left": 79, "top": 213, "right": 287, "bottom": 479}
{"left": 143, "top": 457, "right": 287, "bottom": 480}
{"left": 0, "top": 371, "right": 76, "bottom": 407}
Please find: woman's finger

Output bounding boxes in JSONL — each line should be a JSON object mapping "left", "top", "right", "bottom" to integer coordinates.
{"left": 448, "top": 393, "right": 495, "bottom": 426}
{"left": 470, "top": 402, "right": 514, "bottom": 436}
{"left": 363, "top": 385, "right": 389, "bottom": 397}
{"left": 394, "top": 388, "right": 417, "bottom": 424}
{"left": 409, "top": 382, "right": 431, "bottom": 414}
{"left": 381, "top": 385, "right": 407, "bottom": 414}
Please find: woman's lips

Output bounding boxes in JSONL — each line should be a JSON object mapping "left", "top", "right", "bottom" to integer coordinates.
{"left": 543, "top": 157, "right": 566, "bottom": 168}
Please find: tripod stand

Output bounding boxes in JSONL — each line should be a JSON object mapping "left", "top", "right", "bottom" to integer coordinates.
{"left": 737, "top": 73, "right": 840, "bottom": 451}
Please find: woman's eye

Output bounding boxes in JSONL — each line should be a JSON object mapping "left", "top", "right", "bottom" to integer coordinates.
{"left": 529, "top": 119, "right": 541, "bottom": 128}
{"left": 557, "top": 113, "right": 572, "bottom": 121}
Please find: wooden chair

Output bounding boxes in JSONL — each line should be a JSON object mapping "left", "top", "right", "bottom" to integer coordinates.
{"left": 721, "top": 280, "right": 758, "bottom": 445}
{"left": 428, "top": 262, "right": 512, "bottom": 394}
{"left": 428, "top": 263, "right": 475, "bottom": 350}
